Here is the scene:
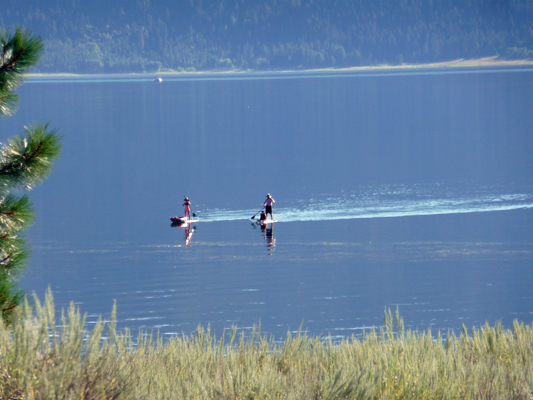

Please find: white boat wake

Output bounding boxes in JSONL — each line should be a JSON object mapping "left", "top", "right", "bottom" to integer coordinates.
{"left": 199, "top": 186, "right": 533, "bottom": 223}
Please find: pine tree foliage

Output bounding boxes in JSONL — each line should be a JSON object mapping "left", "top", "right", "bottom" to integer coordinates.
{"left": 0, "top": 26, "right": 44, "bottom": 117}
{"left": 0, "top": 27, "right": 61, "bottom": 324}
{"left": 0, "top": 123, "right": 62, "bottom": 190}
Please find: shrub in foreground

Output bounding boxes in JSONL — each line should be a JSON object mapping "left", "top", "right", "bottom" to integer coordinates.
{"left": 1, "top": 291, "right": 532, "bottom": 399}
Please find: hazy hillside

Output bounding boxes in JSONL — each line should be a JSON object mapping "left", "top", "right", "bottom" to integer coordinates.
{"left": 3, "top": 0, "right": 533, "bottom": 73}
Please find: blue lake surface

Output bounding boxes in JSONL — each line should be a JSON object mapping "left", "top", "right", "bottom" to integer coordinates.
{"left": 3, "top": 67, "right": 533, "bottom": 340}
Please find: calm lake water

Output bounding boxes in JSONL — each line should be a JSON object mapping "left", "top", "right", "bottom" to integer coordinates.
{"left": 3, "top": 67, "right": 533, "bottom": 340}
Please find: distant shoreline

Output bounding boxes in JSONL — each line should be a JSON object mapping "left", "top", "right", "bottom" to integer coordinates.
{"left": 28, "top": 57, "right": 533, "bottom": 78}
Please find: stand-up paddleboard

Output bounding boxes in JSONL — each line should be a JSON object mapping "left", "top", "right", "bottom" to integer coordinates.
{"left": 171, "top": 216, "right": 198, "bottom": 224}
{"left": 256, "top": 219, "right": 278, "bottom": 225}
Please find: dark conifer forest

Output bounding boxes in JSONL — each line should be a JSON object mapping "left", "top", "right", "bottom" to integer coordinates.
{"left": 3, "top": 0, "right": 533, "bottom": 73}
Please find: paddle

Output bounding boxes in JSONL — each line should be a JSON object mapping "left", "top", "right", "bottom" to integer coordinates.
{"left": 251, "top": 207, "right": 264, "bottom": 220}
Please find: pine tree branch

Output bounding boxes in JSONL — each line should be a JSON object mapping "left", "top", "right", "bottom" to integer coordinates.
{"left": 0, "top": 26, "right": 50, "bottom": 326}
{"left": 0, "top": 26, "right": 44, "bottom": 117}
{"left": 0, "top": 89, "right": 18, "bottom": 116}
{"left": 2, "top": 303, "right": 16, "bottom": 312}
{"left": 0, "top": 194, "right": 34, "bottom": 235}
{"left": 0, "top": 242, "right": 29, "bottom": 277}
{"left": 0, "top": 123, "right": 62, "bottom": 190}
{"left": 0, "top": 139, "right": 45, "bottom": 175}
{"left": 0, "top": 26, "right": 43, "bottom": 79}
{"left": 0, "top": 281, "right": 24, "bottom": 318}
{"left": 0, "top": 253, "right": 13, "bottom": 265}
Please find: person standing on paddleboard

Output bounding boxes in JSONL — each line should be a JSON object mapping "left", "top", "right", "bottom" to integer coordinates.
{"left": 183, "top": 197, "right": 191, "bottom": 220}
{"left": 263, "top": 194, "right": 275, "bottom": 221}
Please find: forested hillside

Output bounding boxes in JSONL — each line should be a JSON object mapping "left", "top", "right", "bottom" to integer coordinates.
{"left": 3, "top": 0, "right": 533, "bottom": 73}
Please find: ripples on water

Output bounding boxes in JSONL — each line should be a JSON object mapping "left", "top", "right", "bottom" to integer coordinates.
{"left": 23, "top": 182, "right": 533, "bottom": 341}
{"left": 12, "top": 69, "right": 533, "bottom": 341}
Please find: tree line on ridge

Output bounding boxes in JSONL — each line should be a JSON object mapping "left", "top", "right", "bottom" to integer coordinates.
{"left": 2, "top": 0, "right": 533, "bottom": 73}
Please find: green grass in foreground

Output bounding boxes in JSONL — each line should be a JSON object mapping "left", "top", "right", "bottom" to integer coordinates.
{"left": 1, "top": 291, "right": 532, "bottom": 399}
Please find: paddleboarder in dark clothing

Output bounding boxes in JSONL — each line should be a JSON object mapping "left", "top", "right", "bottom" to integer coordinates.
{"left": 263, "top": 194, "right": 275, "bottom": 221}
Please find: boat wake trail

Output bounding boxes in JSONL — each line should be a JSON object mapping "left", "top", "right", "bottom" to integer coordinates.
{"left": 200, "top": 183, "right": 533, "bottom": 223}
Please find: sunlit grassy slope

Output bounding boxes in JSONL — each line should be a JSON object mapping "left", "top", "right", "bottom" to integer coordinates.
{"left": 1, "top": 291, "right": 532, "bottom": 399}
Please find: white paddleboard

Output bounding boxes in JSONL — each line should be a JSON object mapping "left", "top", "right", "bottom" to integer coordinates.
{"left": 171, "top": 217, "right": 198, "bottom": 224}
{"left": 256, "top": 220, "right": 277, "bottom": 225}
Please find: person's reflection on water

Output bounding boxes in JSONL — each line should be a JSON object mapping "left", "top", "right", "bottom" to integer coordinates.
{"left": 261, "top": 223, "right": 276, "bottom": 254}
{"left": 184, "top": 225, "right": 195, "bottom": 246}
{"left": 170, "top": 222, "right": 196, "bottom": 246}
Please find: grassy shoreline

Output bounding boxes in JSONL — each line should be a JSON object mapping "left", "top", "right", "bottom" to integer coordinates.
{"left": 1, "top": 292, "right": 532, "bottom": 399}
{"left": 28, "top": 57, "right": 533, "bottom": 78}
